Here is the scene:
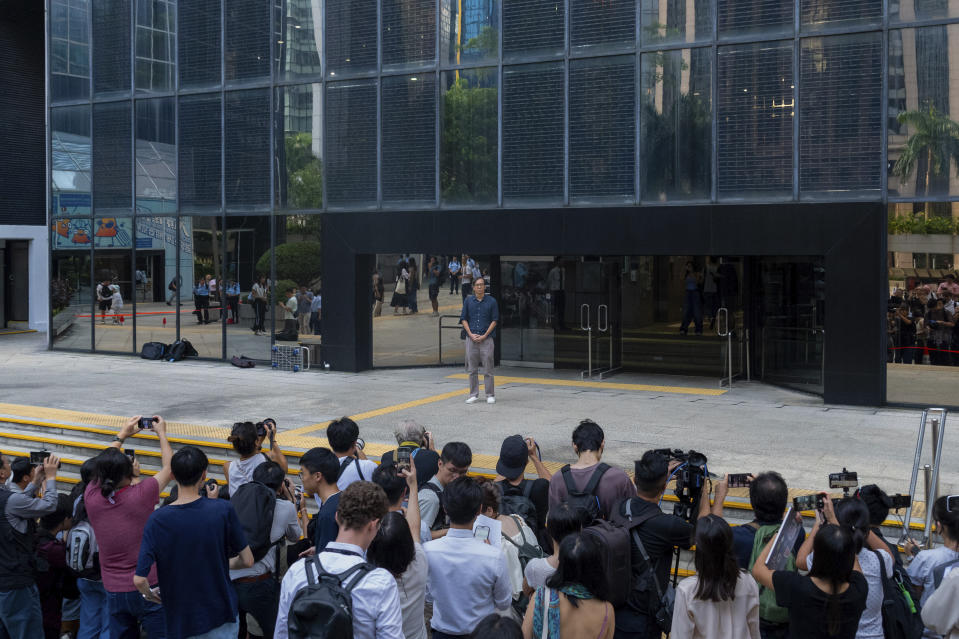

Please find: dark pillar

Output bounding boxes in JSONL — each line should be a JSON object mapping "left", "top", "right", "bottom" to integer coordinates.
{"left": 321, "top": 230, "right": 373, "bottom": 372}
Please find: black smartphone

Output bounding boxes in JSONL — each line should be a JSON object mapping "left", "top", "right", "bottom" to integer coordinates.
{"left": 728, "top": 473, "right": 751, "bottom": 488}
{"left": 125, "top": 448, "right": 136, "bottom": 462}
{"left": 889, "top": 494, "right": 912, "bottom": 510}
{"left": 140, "top": 416, "right": 156, "bottom": 430}
{"left": 828, "top": 470, "right": 858, "bottom": 489}
{"left": 793, "top": 494, "right": 824, "bottom": 512}
{"left": 396, "top": 447, "right": 413, "bottom": 472}
{"left": 29, "top": 450, "right": 50, "bottom": 464}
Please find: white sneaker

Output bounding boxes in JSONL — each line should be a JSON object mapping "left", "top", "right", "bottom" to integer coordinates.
{"left": 465, "top": 396, "right": 479, "bottom": 404}
{"left": 486, "top": 396, "right": 496, "bottom": 404}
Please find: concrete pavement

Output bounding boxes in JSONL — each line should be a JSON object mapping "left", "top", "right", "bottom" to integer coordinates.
{"left": 1, "top": 330, "right": 954, "bottom": 496}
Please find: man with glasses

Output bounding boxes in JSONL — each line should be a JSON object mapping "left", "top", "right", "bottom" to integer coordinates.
{"left": 418, "top": 442, "right": 472, "bottom": 541}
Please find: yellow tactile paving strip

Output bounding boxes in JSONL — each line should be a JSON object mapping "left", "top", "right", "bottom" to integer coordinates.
{"left": 446, "top": 373, "right": 728, "bottom": 396}
{"left": 0, "top": 402, "right": 928, "bottom": 528}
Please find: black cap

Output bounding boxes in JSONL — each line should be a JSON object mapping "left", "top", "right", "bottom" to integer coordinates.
{"left": 496, "top": 435, "right": 529, "bottom": 480}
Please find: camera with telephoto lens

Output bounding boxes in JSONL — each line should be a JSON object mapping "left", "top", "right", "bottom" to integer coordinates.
{"left": 652, "top": 448, "right": 709, "bottom": 524}
{"left": 793, "top": 493, "right": 825, "bottom": 512}
{"left": 828, "top": 468, "right": 858, "bottom": 490}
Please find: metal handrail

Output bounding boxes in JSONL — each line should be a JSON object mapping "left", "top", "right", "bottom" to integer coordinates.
{"left": 437, "top": 314, "right": 464, "bottom": 364}
{"left": 717, "top": 308, "right": 732, "bottom": 388}
{"left": 901, "top": 408, "right": 948, "bottom": 548}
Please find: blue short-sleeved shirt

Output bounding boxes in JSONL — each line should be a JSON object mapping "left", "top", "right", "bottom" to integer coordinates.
{"left": 135, "top": 498, "right": 248, "bottom": 639}
{"left": 448, "top": 261, "right": 461, "bottom": 274}
{"left": 428, "top": 265, "right": 441, "bottom": 286}
{"left": 195, "top": 284, "right": 209, "bottom": 296}
{"left": 460, "top": 295, "right": 499, "bottom": 336}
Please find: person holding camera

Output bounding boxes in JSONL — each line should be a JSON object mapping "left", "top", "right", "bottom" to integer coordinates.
{"left": 0, "top": 453, "right": 61, "bottom": 639}
{"left": 795, "top": 496, "right": 893, "bottom": 639}
{"left": 327, "top": 417, "right": 378, "bottom": 491}
{"left": 419, "top": 442, "right": 473, "bottom": 539}
{"left": 134, "top": 446, "right": 254, "bottom": 639}
{"left": 496, "top": 435, "right": 552, "bottom": 548}
{"left": 223, "top": 419, "right": 287, "bottom": 497}
{"left": 903, "top": 495, "right": 959, "bottom": 620}
{"left": 611, "top": 450, "right": 721, "bottom": 639}
{"left": 230, "top": 461, "right": 302, "bottom": 639}
{"left": 85, "top": 415, "right": 173, "bottom": 638}
{"left": 752, "top": 513, "right": 867, "bottom": 639}
{"left": 379, "top": 419, "right": 440, "bottom": 486}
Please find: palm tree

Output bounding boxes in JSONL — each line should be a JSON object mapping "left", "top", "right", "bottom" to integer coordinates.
{"left": 893, "top": 102, "right": 959, "bottom": 198}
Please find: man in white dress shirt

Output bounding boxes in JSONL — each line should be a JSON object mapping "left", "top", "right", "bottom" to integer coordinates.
{"left": 275, "top": 481, "right": 404, "bottom": 639}
{"left": 327, "top": 417, "right": 378, "bottom": 491}
{"left": 424, "top": 476, "right": 512, "bottom": 638}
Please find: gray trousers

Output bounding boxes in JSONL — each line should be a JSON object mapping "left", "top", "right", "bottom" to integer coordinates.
{"left": 465, "top": 336, "right": 495, "bottom": 397}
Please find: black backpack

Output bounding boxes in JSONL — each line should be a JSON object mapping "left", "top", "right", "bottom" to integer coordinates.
{"left": 166, "top": 339, "right": 198, "bottom": 362}
{"left": 502, "top": 514, "right": 545, "bottom": 617}
{"left": 499, "top": 480, "right": 538, "bottom": 533}
{"left": 140, "top": 342, "right": 166, "bottom": 360}
{"left": 419, "top": 482, "right": 448, "bottom": 531}
{"left": 288, "top": 555, "right": 374, "bottom": 639}
{"left": 560, "top": 463, "right": 609, "bottom": 520}
{"left": 872, "top": 549, "right": 924, "bottom": 639}
{"left": 231, "top": 481, "right": 277, "bottom": 562}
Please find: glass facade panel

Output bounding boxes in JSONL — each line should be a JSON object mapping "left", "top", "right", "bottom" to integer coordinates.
{"left": 718, "top": 0, "right": 793, "bottom": 39}
{"left": 382, "top": 75, "right": 437, "bottom": 203}
{"left": 93, "top": 217, "right": 134, "bottom": 352}
{"left": 441, "top": 69, "right": 498, "bottom": 205}
{"left": 276, "top": 0, "right": 323, "bottom": 80}
{"left": 93, "top": 0, "right": 132, "bottom": 97}
{"left": 325, "top": 80, "right": 377, "bottom": 205}
{"left": 326, "top": 0, "right": 377, "bottom": 75}
{"left": 801, "top": 0, "right": 882, "bottom": 30}
{"left": 135, "top": 98, "right": 176, "bottom": 215}
{"left": 92, "top": 102, "right": 133, "bottom": 213}
{"left": 276, "top": 84, "right": 324, "bottom": 210}
{"left": 441, "top": 0, "right": 499, "bottom": 66}
{"left": 641, "top": 0, "right": 713, "bottom": 45}
{"left": 383, "top": 0, "right": 437, "bottom": 69}
{"left": 51, "top": 245, "right": 93, "bottom": 350}
{"left": 226, "top": 0, "right": 270, "bottom": 83}
{"left": 135, "top": 0, "right": 176, "bottom": 92}
{"left": 503, "top": 0, "right": 564, "bottom": 60}
{"left": 50, "top": 0, "right": 90, "bottom": 102}
{"left": 892, "top": 0, "right": 959, "bottom": 23}
{"left": 224, "top": 215, "right": 276, "bottom": 360}
{"left": 180, "top": 216, "right": 224, "bottom": 358}
{"left": 717, "top": 42, "right": 793, "bottom": 198}
{"left": 571, "top": 0, "right": 635, "bottom": 52}
{"left": 502, "top": 62, "right": 564, "bottom": 201}
{"left": 134, "top": 216, "right": 179, "bottom": 353}
{"left": 225, "top": 89, "right": 271, "bottom": 209}
{"left": 52, "top": 106, "right": 92, "bottom": 220}
{"left": 800, "top": 33, "right": 882, "bottom": 195}
{"left": 178, "top": 93, "right": 222, "bottom": 211}
{"left": 569, "top": 56, "right": 635, "bottom": 200}
{"left": 178, "top": 0, "right": 221, "bottom": 89}
{"left": 888, "top": 25, "right": 959, "bottom": 198}
{"left": 641, "top": 48, "right": 712, "bottom": 202}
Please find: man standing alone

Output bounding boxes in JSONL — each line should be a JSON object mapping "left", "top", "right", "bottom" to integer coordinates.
{"left": 460, "top": 277, "right": 498, "bottom": 404}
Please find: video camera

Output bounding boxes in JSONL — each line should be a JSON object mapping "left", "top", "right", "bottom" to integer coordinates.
{"left": 653, "top": 449, "right": 708, "bottom": 524}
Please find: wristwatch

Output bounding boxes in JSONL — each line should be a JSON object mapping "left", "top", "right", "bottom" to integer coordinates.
{"left": 113, "top": 435, "right": 124, "bottom": 443}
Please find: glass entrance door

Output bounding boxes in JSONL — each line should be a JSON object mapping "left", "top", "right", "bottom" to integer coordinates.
{"left": 554, "top": 257, "right": 622, "bottom": 376}
{"left": 500, "top": 258, "right": 554, "bottom": 366}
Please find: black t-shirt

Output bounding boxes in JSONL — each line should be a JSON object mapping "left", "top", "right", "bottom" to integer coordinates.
{"left": 495, "top": 478, "right": 550, "bottom": 545}
{"left": 624, "top": 499, "right": 694, "bottom": 614}
{"left": 772, "top": 570, "right": 868, "bottom": 639}
{"left": 380, "top": 447, "right": 440, "bottom": 486}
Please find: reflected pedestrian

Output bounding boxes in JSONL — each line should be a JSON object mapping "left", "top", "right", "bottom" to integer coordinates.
{"left": 428, "top": 257, "right": 442, "bottom": 317}
{"left": 448, "top": 256, "right": 461, "bottom": 296}
{"left": 408, "top": 258, "right": 419, "bottom": 314}
{"left": 373, "top": 272, "right": 384, "bottom": 317}
{"left": 461, "top": 277, "right": 499, "bottom": 404}
{"left": 194, "top": 278, "right": 210, "bottom": 324}
{"left": 251, "top": 275, "right": 268, "bottom": 336}
{"left": 97, "top": 280, "right": 114, "bottom": 324}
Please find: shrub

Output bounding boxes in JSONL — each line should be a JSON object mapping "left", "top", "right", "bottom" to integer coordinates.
{"left": 255, "top": 241, "right": 322, "bottom": 286}
{"left": 50, "top": 278, "right": 75, "bottom": 311}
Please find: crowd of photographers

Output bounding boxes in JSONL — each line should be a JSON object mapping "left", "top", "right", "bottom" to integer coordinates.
{"left": 1, "top": 416, "right": 958, "bottom": 639}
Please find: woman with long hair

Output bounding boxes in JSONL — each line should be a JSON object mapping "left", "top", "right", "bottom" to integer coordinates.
{"left": 671, "top": 514, "right": 760, "bottom": 638}
{"left": 904, "top": 494, "right": 959, "bottom": 609}
{"left": 523, "top": 503, "right": 587, "bottom": 591}
{"left": 796, "top": 498, "right": 893, "bottom": 639}
{"left": 753, "top": 510, "right": 867, "bottom": 639}
{"left": 521, "top": 533, "right": 614, "bottom": 639}
{"left": 391, "top": 260, "right": 410, "bottom": 314}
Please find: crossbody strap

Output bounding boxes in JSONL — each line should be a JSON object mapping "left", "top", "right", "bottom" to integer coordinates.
{"left": 631, "top": 529, "right": 667, "bottom": 601}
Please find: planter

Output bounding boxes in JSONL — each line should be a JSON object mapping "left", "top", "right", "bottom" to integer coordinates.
{"left": 51, "top": 311, "right": 75, "bottom": 336}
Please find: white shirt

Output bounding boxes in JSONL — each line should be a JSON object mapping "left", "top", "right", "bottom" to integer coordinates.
{"left": 336, "top": 455, "right": 378, "bottom": 491}
{"left": 229, "top": 499, "right": 300, "bottom": 580}
{"left": 252, "top": 282, "right": 267, "bottom": 300}
{"left": 908, "top": 546, "right": 959, "bottom": 638}
{"left": 311, "top": 295, "right": 322, "bottom": 312}
{"left": 424, "top": 528, "right": 512, "bottom": 635}
{"left": 275, "top": 542, "right": 404, "bottom": 639}
{"left": 396, "top": 543, "right": 429, "bottom": 639}
{"left": 226, "top": 453, "right": 267, "bottom": 498}
{"left": 523, "top": 557, "right": 556, "bottom": 591}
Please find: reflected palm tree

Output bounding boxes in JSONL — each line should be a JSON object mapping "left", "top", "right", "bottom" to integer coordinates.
{"left": 893, "top": 102, "right": 959, "bottom": 198}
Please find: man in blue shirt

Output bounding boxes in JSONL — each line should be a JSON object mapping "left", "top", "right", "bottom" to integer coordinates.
{"left": 447, "top": 258, "right": 460, "bottom": 295}
{"left": 134, "top": 446, "right": 253, "bottom": 639}
{"left": 193, "top": 279, "right": 210, "bottom": 324}
{"left": 460, "top": 277, "right": 499, "bottom": 404}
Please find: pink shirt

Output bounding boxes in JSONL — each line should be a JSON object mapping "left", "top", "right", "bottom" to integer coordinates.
{"left": 85, "top": 477, "right": 160, "bottom": 592}
{"left": 938, "top": 281, "right": 959, "bottom": 296}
